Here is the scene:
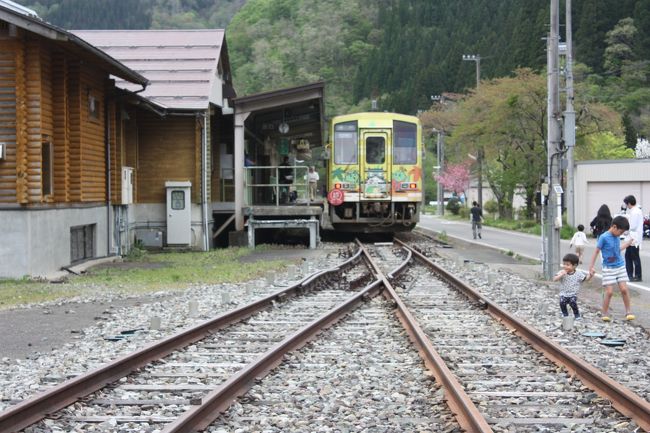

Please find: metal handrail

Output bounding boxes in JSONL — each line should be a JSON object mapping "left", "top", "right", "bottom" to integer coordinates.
{"left": 245, "top": 165, "right": 313, "bottom": 206}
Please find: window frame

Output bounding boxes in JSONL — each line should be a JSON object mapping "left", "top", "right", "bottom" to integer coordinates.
{"left": 333, "top": 121, "right": 358, "bottom": 164}
{"left": 41, "top": 137, "right": 53, "bottom": 197}
{"left": 393, "top": 120, "right": 418, "bottom": 165}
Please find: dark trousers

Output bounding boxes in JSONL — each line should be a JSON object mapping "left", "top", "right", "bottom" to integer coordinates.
{"left": 560, "top": 295, "right": 580, "bottom": 318}
{"left": 625, "top": 245, "right": 642, "bottom": 279}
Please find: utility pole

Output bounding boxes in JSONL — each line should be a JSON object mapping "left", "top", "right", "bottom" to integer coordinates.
{"left": 435, "top": 129, "right": 445, "bottom": 216}
{"left": 462, "top": 54, "right": 483, "bottom": 207}
{"left": 431, "top": 95, "right": 446, "bottom": 216}
{"left": 544, "top": 0, "right": 562, "bottom": 279}
{"left": 564, "top": 0, "right": 576, "bottom": 226}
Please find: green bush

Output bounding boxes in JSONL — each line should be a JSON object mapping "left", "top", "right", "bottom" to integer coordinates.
{"left": 459, "top": 206, "right": 469, "bottom": 219}
{"left": 519, "top": 220, "right": 537, "bottom": 228}
{"left": 484, "top": 200, "right": 498, "bottom": 215}
{"left": 446, "top": 197, "right": 461, "bottom": 215}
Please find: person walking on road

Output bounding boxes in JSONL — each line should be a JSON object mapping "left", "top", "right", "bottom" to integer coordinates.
{"left": 624, "top": 195, "right": 643, "bottom": 281}
{"left": 569, "top": 224, "right": 589, "bottom": 264}
{"left": 470, "top": 201, "right": 483, "bottom": 239}
{"left": 588, "top": 215, "right": 635, "bottom": 322}
{"left": 590, "top": 204, "right": 612, "bottom": 239}
{"left": 553, "top": 253, "right": 592, "bottom": 320}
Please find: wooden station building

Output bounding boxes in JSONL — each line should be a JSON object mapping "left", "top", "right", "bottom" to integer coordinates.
{"left": 0, "top": 1, "right": 149, "bottom": 278}
{"left": 0, "top": 1, "right": 325, "bottom": 278}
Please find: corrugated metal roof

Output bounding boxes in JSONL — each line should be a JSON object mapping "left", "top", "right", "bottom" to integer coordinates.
{"left": 72, "top": 30, "right": 226, "bottom": 111}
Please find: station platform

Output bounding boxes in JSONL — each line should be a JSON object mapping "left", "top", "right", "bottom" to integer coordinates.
{"left": 245, "top": 204, "right": 324, "bottom": 249}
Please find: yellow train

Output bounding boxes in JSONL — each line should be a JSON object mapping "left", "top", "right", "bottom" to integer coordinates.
{"left": 326, "top": 112, "right": 423, "bottom": 232}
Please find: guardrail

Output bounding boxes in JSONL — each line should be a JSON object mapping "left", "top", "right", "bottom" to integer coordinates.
{"left": 245, "top": 165, "right": 315, "bottom": 206}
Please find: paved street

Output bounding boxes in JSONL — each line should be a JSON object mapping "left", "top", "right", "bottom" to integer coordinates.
{"left": 418, "top": 213, "right": 649, "bottom": 293}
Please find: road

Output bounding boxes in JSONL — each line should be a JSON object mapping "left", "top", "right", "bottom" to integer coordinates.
{"left": 418, "top": 213, "right": 649, "bottom": 293}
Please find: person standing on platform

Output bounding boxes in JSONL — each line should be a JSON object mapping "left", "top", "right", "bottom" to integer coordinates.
{"left": 623, "top": 195, "right": 643, "bottom": 281}
{"left": 588, "top": 215, "right": 635, "bottom": 322}
{"left": 305, "top": 166, "right": 319, "bottom": 201}
{"left": 470, "top": 201, "right": 483, "bottom": 239}
{"left": 569, "top": 224, "right": 589, "bottom": 264}
{"left": 278, "top": 156, "right": 293, "bottom": 203}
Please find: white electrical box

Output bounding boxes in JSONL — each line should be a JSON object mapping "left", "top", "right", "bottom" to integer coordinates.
{"left": 0, "top": 142, "right": 5, "bottom": 160}
{"left": 121, "top": 167, "right": 134, "bottom": 205}
{"left": 165, "top": 181, "right": 192, "bottom": 245}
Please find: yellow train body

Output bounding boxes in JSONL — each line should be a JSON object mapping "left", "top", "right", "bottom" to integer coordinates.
{"left": 327, "top": 112, "right": 423, "bottom": 232}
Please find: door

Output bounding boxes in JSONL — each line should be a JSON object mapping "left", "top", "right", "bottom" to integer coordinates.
{"left": 360, "top": 130, "right": 390, "bottom": 199}
{"left": 166, "top": 182, "right": 192, "bottom": 245}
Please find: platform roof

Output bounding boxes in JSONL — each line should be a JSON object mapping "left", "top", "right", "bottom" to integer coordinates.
{"left": 72, "top": 29, "right": 233, "bottom": 111}
{"left": 234, "top": 82, "right": 325, "bottom": 148}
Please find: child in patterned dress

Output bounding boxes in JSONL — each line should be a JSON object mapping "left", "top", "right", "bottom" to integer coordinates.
{"left": 553, "top": 253, "right": 592, "bottom": 319}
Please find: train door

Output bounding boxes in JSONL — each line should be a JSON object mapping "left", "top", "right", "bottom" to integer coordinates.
{"left": 360, "top": 130, "right": 390, "bottom": 199}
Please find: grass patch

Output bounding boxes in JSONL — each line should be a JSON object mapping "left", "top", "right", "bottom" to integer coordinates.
{"left": 445, "top": 213, "right": 575, "bottom": 239}
{"left": 0, "top": 247, "right": 288, "bottom": 309}
{"left": 0, "top": 279, "right": 80, "bottom": 309}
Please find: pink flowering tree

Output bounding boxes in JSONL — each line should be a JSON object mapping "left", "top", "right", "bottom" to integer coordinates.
{"left": 435, "top": 162, "right": 470, "bottom": 198}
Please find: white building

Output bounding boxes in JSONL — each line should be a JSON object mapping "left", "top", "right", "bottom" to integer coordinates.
{"left": 574, "top": 159, "right": 650, "bottom": 226}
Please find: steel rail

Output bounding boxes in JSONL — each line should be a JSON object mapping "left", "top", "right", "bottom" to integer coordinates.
{"left": 162, "top": 279, "right": 384, "bottom": 432}
{"left": 396, "top": 237, "right": 650, "bottom": 431}
{"left": 360, "top": 240, "right": 494, "bottom": 433}
{"left": 0, "top": 250, "right": 365, "bottom": 433}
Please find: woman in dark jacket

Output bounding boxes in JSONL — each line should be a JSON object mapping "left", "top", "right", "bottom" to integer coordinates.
{"left": 590, "top": 204, "right": 612, "bottom": 239}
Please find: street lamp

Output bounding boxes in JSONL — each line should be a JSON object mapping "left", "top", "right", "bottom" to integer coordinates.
{"left": 462, "top": 53, "right": 483, "bottom": 207}
{"left": 462, "top": 54, "right": 481, "bottom": 89}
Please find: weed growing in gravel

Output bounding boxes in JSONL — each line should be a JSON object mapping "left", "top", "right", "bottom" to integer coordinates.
{"left": 0, "top": 278, "right": 80, "bottom": 309}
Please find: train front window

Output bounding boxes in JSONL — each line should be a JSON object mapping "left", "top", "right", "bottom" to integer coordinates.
{"left": 393, "top": 120, "right": 417, "bottom": 164}
{"left": 334, "top": 121, "right": 358, "bottom": 164}
{"left": 365, "top": 136, "right": 385, "bottom": 164}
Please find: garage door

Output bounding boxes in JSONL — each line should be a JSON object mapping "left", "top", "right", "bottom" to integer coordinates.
{"left": 586, "top": 181, "right": 649, "bottom": 225}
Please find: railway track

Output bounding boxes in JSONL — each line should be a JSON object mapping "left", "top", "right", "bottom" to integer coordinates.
{"left": 3, "top": 238, "right": 650, "bottom": 432}
{"left": 374, "top": 238, "right": 650, "bottom": 432}
{"left": 207, "top": 296, "right": 460, "bottom": 432}
{"left": 2, "top": 249, "right": 373, "bottom": 433}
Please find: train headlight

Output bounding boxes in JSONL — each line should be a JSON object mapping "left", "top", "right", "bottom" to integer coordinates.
{"left": 399, "top": 182, "right": 418, "bottom": 191}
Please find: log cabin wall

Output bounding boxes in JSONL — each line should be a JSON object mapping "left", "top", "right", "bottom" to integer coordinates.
{"left": 0, "top": 31, "right": 112, "bottom": 206}
{"left": 137, "top": 111, "right": 197, "bottom": 203}
{"left": 78, "top": 66, "right": 107, "bottom": 202}
{"left": 52, "top": 56, "right": 69, "bottom": 202}
{"left": 0, "top": 39, "right": 18, "bottom": 203}
{"left": 108, "top": 100, "right": 120, "bottom": 204}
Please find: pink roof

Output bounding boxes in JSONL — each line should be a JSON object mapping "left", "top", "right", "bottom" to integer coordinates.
{"left": 72, "top": 29, "right": 226, "bottom": 110}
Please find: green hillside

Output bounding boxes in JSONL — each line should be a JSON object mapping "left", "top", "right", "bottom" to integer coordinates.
{"left": 16, "top": 0, "right": 650, "bottom": 130}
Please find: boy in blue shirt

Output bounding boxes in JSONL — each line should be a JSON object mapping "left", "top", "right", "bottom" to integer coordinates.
{"left": 588, "top": 215, "right": 635, "bottom": 322}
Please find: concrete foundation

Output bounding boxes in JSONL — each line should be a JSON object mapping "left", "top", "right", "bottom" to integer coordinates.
{"left": 0, "top": 206, "right": 109, "bottom": 278}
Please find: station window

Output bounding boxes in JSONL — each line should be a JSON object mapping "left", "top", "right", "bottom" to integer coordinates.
{"left": 393, "top": 120, "right": 417, "bottom": 164}
{"left": 334, "top": 121, "right": 358, "bottom": 164}
{"left": 41, "top": 137, "right": 53, "bottom": 197}
{"left": 70, "top": 224, "right": 95, "bottom": 263}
